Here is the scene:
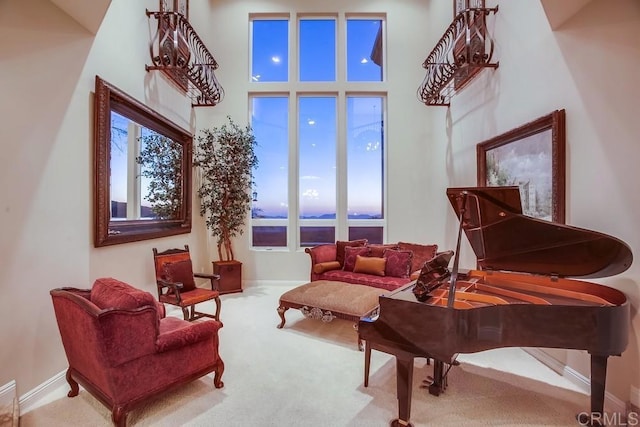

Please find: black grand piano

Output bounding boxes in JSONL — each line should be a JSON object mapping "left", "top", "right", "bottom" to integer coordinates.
{"left": 358, "top": 187, "right": 633, "bottom": 427}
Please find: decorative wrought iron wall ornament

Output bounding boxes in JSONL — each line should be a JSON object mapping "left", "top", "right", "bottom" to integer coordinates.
{"left": 146, "top": 3, "right": 224, "bottom": 107}
{"left": 417, "top": 4, "right": 499, "bottom": 106}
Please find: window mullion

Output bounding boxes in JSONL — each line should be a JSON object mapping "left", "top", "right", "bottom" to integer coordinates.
{"left": 337, "top": 13, "right": 346, "bottom": 84}
{"left": 290, "top": 15, "right": 299, "bottom": 249}
{"left": 289, "top": 93, "right": 299, "bottom": 249}
{"left": 336, "top": 92, "right": 348, "bottom": 240}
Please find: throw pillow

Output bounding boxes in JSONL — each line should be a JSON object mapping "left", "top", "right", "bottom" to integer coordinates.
{"left": 336, "top": 239, "right": 368, "bottom": 267}
{"left": 312, "top": 261, "right": 342, "bottom": 274}
{"left": 162, "top": 259, "right": 197, "bottom": 292}
{"left": 368, "top": 243, "right": 399, "bottom": 258}
{"left": 353, "top": 255, "right": 386, "bottom": 276}
{"left": 383, "top": 249, "right": 413, "bottom": 278}
{"left": 342, "top": 246, "right": 371, "bottom": 272}
{"left": 398, "top": 242, "right": 438, "bottom": 274}
{"left": 91, "top": 277, "right": 157, "bottom": 310}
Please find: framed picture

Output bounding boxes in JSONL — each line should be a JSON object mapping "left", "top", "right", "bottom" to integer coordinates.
{"left": 476, "top": 109, "right": 566, "bottom": 223}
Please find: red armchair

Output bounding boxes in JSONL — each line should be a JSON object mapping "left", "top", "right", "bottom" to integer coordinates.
{"left": 50, "top": 277, "right": 224, "bottom": 427}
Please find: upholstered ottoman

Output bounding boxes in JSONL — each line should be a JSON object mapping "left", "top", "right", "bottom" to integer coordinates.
{"left": 277, "top": 280, "right": 386, "bottom": 349}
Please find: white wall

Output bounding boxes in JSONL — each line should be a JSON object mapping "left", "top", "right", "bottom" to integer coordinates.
{"left": 1, "top": 0, "right": 638, "bottom": 411}
{"left": 0, "top": 0, "right": 208, "bottom": 396}
{"left": 1, "top": 0, "right": 93, "bottom": 398}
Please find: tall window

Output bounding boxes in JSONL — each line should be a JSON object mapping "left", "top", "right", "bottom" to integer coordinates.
{"left": 299, "top": 19, "right": 336, "bottom": 82}
{"left": 251, "top": 96, "right": 289, "bottom": 247}
{"left": 346, "top": 95, "right": 384, "bottom": 242}
{"left": 251, "top": 20, "right": 288, "bottom": 82}
{"left": 298, "top": 96, "right": 337, "bottom": 246}
{"left": 250, "top": 14, "right": 386, "bottom": 249}
{"left": 346, "top": 19, "right": 383, "bottom": 82}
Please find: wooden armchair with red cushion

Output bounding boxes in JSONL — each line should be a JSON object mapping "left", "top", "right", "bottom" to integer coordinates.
{"left": 50, "top": 277, "right": 224, "bottom": 427}
{"left": 152, "top": 245, "right": 221, "bottom": 321}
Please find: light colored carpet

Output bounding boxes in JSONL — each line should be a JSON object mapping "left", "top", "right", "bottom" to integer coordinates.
{"left": 21, "top": 284, "right": 589, "bottom": 426}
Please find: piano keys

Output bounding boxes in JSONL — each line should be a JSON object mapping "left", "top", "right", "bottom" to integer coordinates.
{"left": 358, "top": 186, "right": 632, "bottom": 427}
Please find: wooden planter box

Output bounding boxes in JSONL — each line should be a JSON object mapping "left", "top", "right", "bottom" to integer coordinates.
{"left": 212, "top": 260, "right": 242, "bottom": 294}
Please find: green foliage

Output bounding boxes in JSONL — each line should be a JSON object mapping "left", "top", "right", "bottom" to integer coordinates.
{"left": 136, "top": 134, "right": 182, "bottom": 220}
{"left": 193, "top": 116, "right": 258, "bottom": 261}
{"left": 486, "top": 152, "right": 513, "bottom": 186}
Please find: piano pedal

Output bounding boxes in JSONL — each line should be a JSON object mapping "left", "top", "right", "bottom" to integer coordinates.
{"left": 391, "top": 419, "right": 414, "bottom": 427}
{"left": 425, "top": 362, "right": 455, "bottom": 393}
{"left": 421, "top": 376, "right": 445, "bottom": 396}
{"left": 420, "top": 378, "right": 434, "bottom": 389}
{"left": 428, "top": 383, "right": 442, "bottom": 396}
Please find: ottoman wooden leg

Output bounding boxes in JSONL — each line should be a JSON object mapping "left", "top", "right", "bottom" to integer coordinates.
{"left": 354, "top": 323, "right": 364, "bottom": 351}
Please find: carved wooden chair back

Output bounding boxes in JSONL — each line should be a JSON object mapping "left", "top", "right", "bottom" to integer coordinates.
{"left": 152, "top": 245, "right": 221, "bottom": 321}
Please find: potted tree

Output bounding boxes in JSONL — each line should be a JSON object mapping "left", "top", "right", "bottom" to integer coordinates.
{"left": 193, "top": 116, "right": 258, "bottom": 293}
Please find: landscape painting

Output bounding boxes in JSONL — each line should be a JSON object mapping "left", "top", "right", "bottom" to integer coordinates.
{"left": 477, "top": 110, "right": 566, "bottom": 223}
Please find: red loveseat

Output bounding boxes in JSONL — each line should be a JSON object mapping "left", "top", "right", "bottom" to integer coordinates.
{"left": 305, "top": 240, "right": 438, "bottom": 291}
{"left": 50, "top": 277, "right": 224, "bottom": 427}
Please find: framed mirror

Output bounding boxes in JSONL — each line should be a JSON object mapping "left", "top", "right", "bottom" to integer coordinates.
{"left": 94, "top": 76, "right": 192, "bottom": 247}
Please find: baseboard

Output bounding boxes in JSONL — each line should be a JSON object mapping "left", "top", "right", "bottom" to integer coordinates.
{"left": 0, "top": 381, "right": 15, "bottom": 409}
{"left": 245, "top": 280, "right": 307, "bottom": 288}
{"left": 524, "top": 348, "right": 627, "bottom": 414}
{"left": 19, "top": 370, "right": 68, "bottom": 415}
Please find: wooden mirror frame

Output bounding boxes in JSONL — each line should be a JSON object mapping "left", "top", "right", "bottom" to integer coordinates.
{"left": 476, "top": 109, "right": 566, "bottom": 224}
{"left": 94, "top": 76, "right": 192, "bottom": 247}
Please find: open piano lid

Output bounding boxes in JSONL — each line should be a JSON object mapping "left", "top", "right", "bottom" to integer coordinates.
{"left": 446, "top": 186, "right": 633, "bottom": 279}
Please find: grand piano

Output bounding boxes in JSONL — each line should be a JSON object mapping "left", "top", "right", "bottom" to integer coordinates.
{"left": 358, "top": 187, "right": 632, "bottom": 427}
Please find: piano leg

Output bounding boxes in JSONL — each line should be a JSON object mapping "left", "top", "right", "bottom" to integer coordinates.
{"left": 364, "top": 341, "right": 371, "bottom": 387}
{"left": 428, "top": 360, "right": 444, "bottom": 396}
{"left": 392, "top": 354, "right": 414, "bottom": 427}
{"left": 590, "top": 354, "right": 607, "bottom": 416}
{"left": 576, "top": 354, "right": 607, "bottom": 427}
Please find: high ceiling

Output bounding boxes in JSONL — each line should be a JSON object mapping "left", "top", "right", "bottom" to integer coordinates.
{"left": 540, "top": 0, "right": 593, "bottom": 29}
{"left": 47, "top": 0, "right": 594, "bottom": 36}
{"left": 49, "top": 0, "right": 111, "bottom": 34}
